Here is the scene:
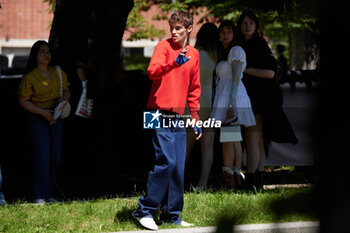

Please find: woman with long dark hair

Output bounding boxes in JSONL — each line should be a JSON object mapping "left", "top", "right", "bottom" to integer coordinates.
{"left": 236, "top": 11, "right": 297, "bottom": 190}
{"left": 215, "top": 20, "right": 256, "bottom": 189}
{"left": 218, "top": 20, "right": 236, "bottom": 55}
{"left": 18, "top": 40, "right": 70, "bottom": 203}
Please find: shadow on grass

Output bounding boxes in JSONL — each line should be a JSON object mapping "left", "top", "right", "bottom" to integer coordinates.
{"left": 114, "top": 206, "right": 150, "bottom": 231}
{"left": 213, "top": 188, "right": 317, "bottom": 233}
{"left": 114, "top": 206, "right": 135, "bottom": 223}
{"left": 270, "top": 188, "right": 317, "bottom": 217}
{"left": 216, "top": 215, "right": 238, "bottom": 233}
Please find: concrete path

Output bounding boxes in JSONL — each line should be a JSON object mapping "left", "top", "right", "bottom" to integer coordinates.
{"left": 264, "top": 83, "right": 319, "bottom": 167}
{"left": 111, "top": 221, "right": 319, "bottom": 233}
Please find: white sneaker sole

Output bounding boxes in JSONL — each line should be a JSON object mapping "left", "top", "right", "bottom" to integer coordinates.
{"left": 180, "top": 221, "right": 194, "bottom": 227}
{"left": 135, "top": 217, "right": 159, "bottom": 231}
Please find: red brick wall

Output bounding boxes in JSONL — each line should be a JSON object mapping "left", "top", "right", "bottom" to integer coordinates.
{"left": 0, "top": 1, "right": 207, "bottom": 42}
{"left": 0, "top": 0, "right": 53, "bottom": 40}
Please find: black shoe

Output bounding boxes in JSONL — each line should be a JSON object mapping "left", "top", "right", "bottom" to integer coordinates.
{"left": 223, "top": 170, "right": 235, "bottom": 188}
{"left": 255, "top": 171, "right": 264, "bottom": 190}
{"left": 244, "top": 173, "right": 256, "bottom": 191}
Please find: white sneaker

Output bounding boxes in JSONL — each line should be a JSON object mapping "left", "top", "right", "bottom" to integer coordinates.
{"left": 0, "top": 199, "right": 6, "bottom": 206}
{"left": 34, "top": 199, "right": 46, "bottom": 205}
{"left": 136, "top": 216, "right": 158, "bottom": 231}
{"left": 179, "top": 220, "right": 194, "bottom": 227}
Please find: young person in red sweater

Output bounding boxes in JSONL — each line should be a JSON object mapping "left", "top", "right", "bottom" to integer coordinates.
{"left": 132, "top": 10, "right": 201, "bottom": 230}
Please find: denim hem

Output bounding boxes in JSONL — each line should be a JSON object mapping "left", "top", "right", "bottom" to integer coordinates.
{"left": 160, "top": 216, "right": 182, "bottom": 225}
{"left": 131, "top": 209, "right": 153, "bottom": 219}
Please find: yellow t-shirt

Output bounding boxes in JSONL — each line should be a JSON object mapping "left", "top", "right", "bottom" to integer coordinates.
{"left": 17, "top": 66, "right": 70, "bottom": 109}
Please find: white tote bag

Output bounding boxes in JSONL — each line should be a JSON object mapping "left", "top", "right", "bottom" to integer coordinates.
{"left": 75, "top": 80, "right": 93, "bottom": 118}
{"left": 219, "top": 125, "right": 242, "bottom": 142}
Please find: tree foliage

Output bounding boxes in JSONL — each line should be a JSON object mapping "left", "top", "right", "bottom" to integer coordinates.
{"left": 125, "top": 0, "right": 165, "bottom": 40}
{"left": 126, "top": 0, "right": 318, "bottom": 40}
{"left": 45, "top": 0, "right": 318, "bottom": 41}
{"left": 180, "top": 0, "right": 317, "bottom": 38}
{"left": 42, "top": 0, "right": 56, "bottom": 13}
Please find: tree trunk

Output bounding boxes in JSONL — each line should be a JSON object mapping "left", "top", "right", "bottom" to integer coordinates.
{"left": 289, "top": 28, "right": 319, "bottom": 70}
{"left": 48, "top": 0, "right": 133, "bottom": 101}
{"left": 48, "top": 0, "right": 134, "bottom": 194}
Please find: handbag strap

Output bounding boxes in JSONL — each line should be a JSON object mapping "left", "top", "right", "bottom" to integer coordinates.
{"left": 55, "top": 65, "right": 63, "bottom": 98}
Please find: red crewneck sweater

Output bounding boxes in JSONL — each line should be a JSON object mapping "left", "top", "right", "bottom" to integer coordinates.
{"left": 147, "top": 39, "right": 201, "bottom": 120}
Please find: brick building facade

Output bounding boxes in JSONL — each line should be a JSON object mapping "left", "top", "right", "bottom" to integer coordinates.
{"left": 0, "top": 0, "right": 52, "bottom": 40}
{"left": 0, "top": 0, "right": 52, "bottom": 61}
{"left": 0, "top": 0, "right": 52, "bottom": 68}
{"left": 0, "top": 0, "right": 207, "bottom": 67}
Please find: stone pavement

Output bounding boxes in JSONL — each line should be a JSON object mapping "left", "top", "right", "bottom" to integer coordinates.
{"left": 111, "top": 221, "right": 319, "bottom": 233}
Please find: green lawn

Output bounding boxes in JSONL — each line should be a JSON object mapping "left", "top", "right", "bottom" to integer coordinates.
{"left": 0, "top": 187, "right": 318, "bottom": 233}
{"left": 124, "top": 55, "right": 150, "bottom": 72}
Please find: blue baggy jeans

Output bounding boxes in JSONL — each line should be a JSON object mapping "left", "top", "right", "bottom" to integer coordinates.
{"left": 27, "top": 114, "right": 62, "bottom": 200}
{"left": 133, "top": 117, "right": 187, "bottom": 224}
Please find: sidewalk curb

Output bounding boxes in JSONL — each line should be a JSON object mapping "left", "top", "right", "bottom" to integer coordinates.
{"left": 111, "top": 221, "right": 319, "bottom": 233}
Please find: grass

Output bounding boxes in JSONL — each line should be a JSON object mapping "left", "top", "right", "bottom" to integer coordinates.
{"left": 124, "top": 55, "right": 150, "bottom": 72}
{"left": 0, "top": 187, "right": 318, "bottom": 233}
{"left": 265, "top": 166, "right": 296, "bottom": 172}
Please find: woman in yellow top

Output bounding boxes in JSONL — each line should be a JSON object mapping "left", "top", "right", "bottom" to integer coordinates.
{"left": 17, "top": 40, "right": 70, "bottom": 204}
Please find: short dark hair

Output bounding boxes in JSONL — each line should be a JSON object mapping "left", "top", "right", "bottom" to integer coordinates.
{"left": 168, "top": 10, "right": 193, "bottom": 29}
{"left": 276, "top": 44, "right": 285, "bottom": 53}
